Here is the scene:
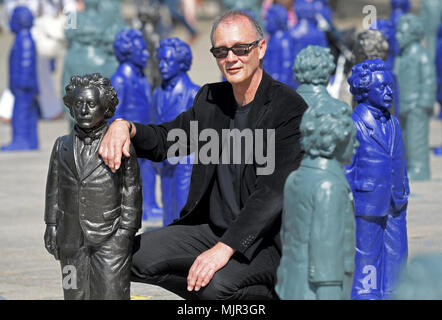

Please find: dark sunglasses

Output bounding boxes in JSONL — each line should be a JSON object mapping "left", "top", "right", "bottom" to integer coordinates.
{"left": 210, "top": 39, "right": 261, "bottom": 58}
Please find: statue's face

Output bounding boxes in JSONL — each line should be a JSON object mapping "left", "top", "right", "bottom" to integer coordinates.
{"left": 367, "top": 71, "right": 394, "bottom": 110}
{"left": 129, "top": 37, "right": 149, "bottom": 68}
{"left": 396, "top": 20, "right": 412, "bottom": 50}
{"left": 71, "top": 87, "right": 106, "bottom": 130}
{"left": 158, "top": 46, "right": 181, "bottom": 81}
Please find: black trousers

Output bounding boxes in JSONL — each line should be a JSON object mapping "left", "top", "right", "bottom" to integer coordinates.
{"left": 59, "top": 229, "right": 133, "bottom": 300}
{"left": 131, "top": 224, "right": 280, "bottom": 300}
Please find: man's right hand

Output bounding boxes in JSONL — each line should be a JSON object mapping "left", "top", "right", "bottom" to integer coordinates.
{"left": 99, "top": 119, "right": 133, "bottom": 172}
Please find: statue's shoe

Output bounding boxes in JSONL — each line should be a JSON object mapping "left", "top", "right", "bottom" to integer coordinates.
{"left": 1, "top": 141, "right": 38, "bottom": 151}
{"left": 434, "top": 146, "right": 442, "bottom": 156}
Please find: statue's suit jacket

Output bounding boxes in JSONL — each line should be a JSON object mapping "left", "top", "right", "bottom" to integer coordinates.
{"left": 276, "top": 156, "right": 355, "bottom": 300}
{"left": 44, "top": 127, "right": 142, "bottom": 257}
{"left": 345, "top": 104, "right": 409, "bottom": 217}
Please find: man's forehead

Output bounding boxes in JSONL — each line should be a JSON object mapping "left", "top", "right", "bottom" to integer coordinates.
{"left": 213, "top": 16, "right": 258, "bottom": 45}
{"left": 73, "top": 86, "right": 99, "bottom": 98}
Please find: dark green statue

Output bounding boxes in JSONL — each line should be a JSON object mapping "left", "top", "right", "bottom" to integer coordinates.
{"left": 275, "top": 101, "right": 357, "bottom": 300}
{"left": 294, "top": 45, "right": 350, "bottom": 113}
{"left": 62, "top": 0, "right": 127, "bottom": 125}
{"left": 394, "top": 13, "right": 437, "bottom": 181}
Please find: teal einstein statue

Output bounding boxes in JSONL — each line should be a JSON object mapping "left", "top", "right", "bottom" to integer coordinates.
{"left": 294, "top": 45, "right": 350, "bottom": 113}
{"left": 394, "top": 13, "right": 437, "bottom": 181}
{"left": 275, "top": 102, "right": 358, "bottom": 300}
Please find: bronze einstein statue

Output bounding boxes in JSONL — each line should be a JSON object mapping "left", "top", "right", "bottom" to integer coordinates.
{"left": 44, "top": 73, "right": 142, "bottom": 300}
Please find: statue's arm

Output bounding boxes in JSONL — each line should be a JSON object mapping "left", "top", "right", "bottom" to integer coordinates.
{"left": 308, "top": 180, "right": 346, "bottom": 299}
{"left": 119, "top": 145, "right": 143, "bottom": 234}
{"left": 44, "top": 138, "right": 61, "bottom": 259}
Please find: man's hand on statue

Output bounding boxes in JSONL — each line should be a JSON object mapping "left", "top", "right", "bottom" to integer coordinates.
{"left": 44, "top": 225, "right": 59, "bottom": 260}
{"left": 187, "top": 242, "right": 235, "bottom": 292}
{"left": 99, "top": 119, "right": 132, "bottom": 173}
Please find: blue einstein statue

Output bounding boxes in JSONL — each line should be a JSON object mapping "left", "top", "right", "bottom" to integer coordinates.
{"left": 346, "top": 59, "right": 409, "bottom": 300}
{"left": 263, "top": 4, "right": 295, "bottom": 88}
{"left": 151, "top": 38, "right": 200, "bottom": 226}
{"left": 290, "top": 0, "right": 328, "bottom": 89}
{"left": 110, "top": 28, "right": 162, "bottom": 221}
{"left": 2, "top": 6, "right": 39, "bottom": 151}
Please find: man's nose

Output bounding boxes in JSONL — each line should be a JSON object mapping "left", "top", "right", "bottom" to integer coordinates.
{"left": 386, "top": 85, "right": 393, "bottom": 95}
{"left": 226, "top": 49, "right": 238, "bottom": 62}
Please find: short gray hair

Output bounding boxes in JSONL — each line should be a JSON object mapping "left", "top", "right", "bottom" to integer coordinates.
{"left": 210, "top": 10, "right": 264, "bottom": 46}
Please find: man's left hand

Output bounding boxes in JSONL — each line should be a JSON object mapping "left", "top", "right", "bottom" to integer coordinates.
{"left": 187, "top": 242, "right": 235, "bottom": 292}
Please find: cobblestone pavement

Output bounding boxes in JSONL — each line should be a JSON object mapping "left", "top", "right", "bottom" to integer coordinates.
{"left": 1, "top": 0, "right": 441, "bottom": 300}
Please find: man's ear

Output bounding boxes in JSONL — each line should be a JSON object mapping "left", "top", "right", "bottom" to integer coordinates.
{"left": 258, "top": 38, "right": 267, "bottom": 61}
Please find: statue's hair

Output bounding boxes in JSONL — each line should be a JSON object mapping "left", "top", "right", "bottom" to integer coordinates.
{"left": 300, "top": 101, "right": 354, "bottom": 158}
{"left": 348, "top": 59, "right": 387, "bottom": 102}
{"left": 210, "top": 10, "right": 264, "bottom": 45}
{"left": 266, "top": 4, "right": 288, "bottom": 31}
{"left": 10, "top": 6, "right": 33, "bottom": 31}
{"left": 353, "top": 30, "right": 389, "bottom": 64}
{"left": 158, "top": 37, "right": 193, "bottom": 72}
{"left": 371, "top": 19, "right": 395, "bottom": 43}
{"left": 293, "top": 0, "right": 316, "bottom": 20}
{"left": 114, "top": 28, "right": 148, "bottom": 63}
{"left": 397, "top": 13, "right": 424, "bottom": 42}
{"left": 63, "top": 73, "right": 118, "bottom": 120}
{"left": 294, "top": 45, "right": 335, "bottom": 85}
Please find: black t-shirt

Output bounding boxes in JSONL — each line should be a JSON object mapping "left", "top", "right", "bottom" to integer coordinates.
{"left": 209, "top": 101, "right": 252, "bottom": 231}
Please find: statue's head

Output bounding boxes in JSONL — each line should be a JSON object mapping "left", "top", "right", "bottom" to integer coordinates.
{"left": 10, "top": 6, "right": 33, "bottom": 34}
{"left": 353, "top": 30, "right": 389, "bottom": 64}
{"left": 265, "top": 4, "right": 288, "bottom": 34}
{"left": 396, "top": 13, "right": 424, "bottom": 50}
{"left": 293, "top": 0, "right": 316, "bottom": 21}
{"left": 371, "top": 19, "right": 395, "bottom": 44}
{"left": 114, "top": 29, "right": 150, "bottom": 68}
{"left": 294, "top": 45, "right": 335, "bottom": 85}
{"left": 348, "top": 59, "right": 394, "bottom": 110}
{"left": 157, "top": 37, "right": 192, "bottom": 81}
{"left": 64, "top": 74, "right": 118, "bottom": 129}
{"left": 391, "top": 0, "right": 410, "bottom": 11}
{"left": 300, "top": 102, "right": 357, "bottom": 164}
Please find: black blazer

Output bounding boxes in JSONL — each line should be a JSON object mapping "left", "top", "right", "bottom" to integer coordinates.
{"left": 132, "top": 71, "right": 307, "bottom": 260}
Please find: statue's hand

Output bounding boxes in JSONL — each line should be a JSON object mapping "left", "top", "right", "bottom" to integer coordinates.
{"left": 99, "top": 119, "right": 133, "bottom": 173}
{"left": 44, "top": 225, "right": 59, "bottom": 260}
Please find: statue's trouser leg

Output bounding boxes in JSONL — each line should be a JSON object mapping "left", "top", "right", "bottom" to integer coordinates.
{"left": 382, "top": 209, "right": 408, "bottom": 299}
{"left": 402, "top": 109, "right": 430, "bottom": 180}
{"left": 88, "top": 231, "right": 133, "bottom": 300}
{"left": 131, "top": 224, "right": 279, "bottom": 300}
{"left": 172, "top": 162, "right": 193, "bottom": 223}
{"left": 60, "top": 246, "right": 90, "bottom": 300}
{"left": 3, "top": 90, "right": 37, "bottom": 150}
{"left": 352, "top": 210, "right": 408, "bottom": 300}
{"left": 352, "top": 216, "right": 385, "bottom": 300}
